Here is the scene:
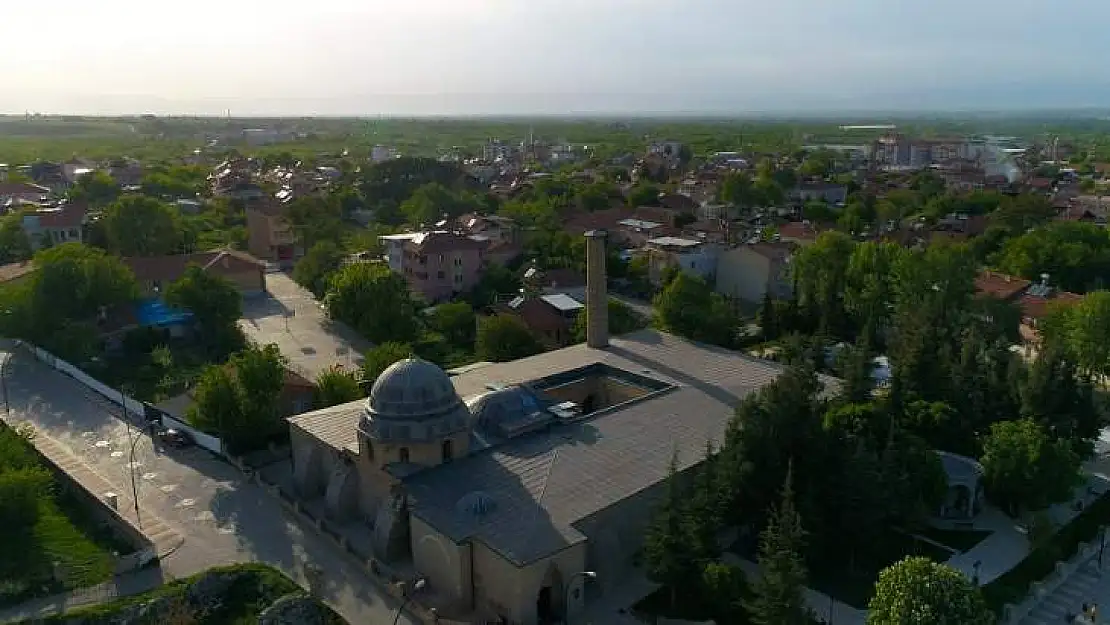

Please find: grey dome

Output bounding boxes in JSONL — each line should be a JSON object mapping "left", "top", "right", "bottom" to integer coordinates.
{"left": 359, "top": 358, "right": 470, "bottom": 443}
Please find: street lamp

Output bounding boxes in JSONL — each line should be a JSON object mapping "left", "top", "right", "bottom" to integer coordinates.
{"left": 1099, "top": 526, "right": 1106, "bottom": 569}
{"left": 1, "top": 348, "right": 13, "bottom": 419}
{"left": 121, "top": 384, "right": 145, "bottom": 529}
{"left": 391, "top": 578, "right": 426, "bottom": 625}
{"left": 565, "top": 571, "right": 597, "bottom": 624}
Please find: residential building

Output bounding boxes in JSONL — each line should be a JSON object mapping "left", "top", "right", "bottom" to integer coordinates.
{"left": 642, "top": 236, "right": 718, "bottom": 285}
{"left": 62, "top": 157, "right": 94, "bottom": 184}
{"left": 371, "top": 145, "right": 398, "bottom": 163}
{"left": 715, "top": 242, "right": 794, "bottom": 304}
{"left": 0, "top": 181, "right": 51, "bottom": 209}
{"left": 793, "top": 182, "right": 848, "bottom": 205}
{"left": 382, "top": 231, "right": 486, "bottom": 303}
{"left": 123, "top": 249, "right": 267, "bottom": 297}
{"left": 778, "top": 221, "right": 821, "bottom": 246}
{"left": 246, "top": 201, "right": 299, "bottom": 267}
{"left": 499, "top": 293, "right": 584, "bottom": 348}
{"left": 280, "top": 369, "right": 316, "bottom": 416}
{"left": 22, "top": 202, "right": 87, "bottom": 250}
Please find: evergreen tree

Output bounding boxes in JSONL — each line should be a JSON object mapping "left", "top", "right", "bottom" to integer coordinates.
{"left": 685, "top": 440, "right": 723, "bottom": 564}
{"left": 643, "top": 449, "right": 699, "bottom": 608}
{"left": 760, "top": 291, "right": 778, "bottom": 340}
{"left": 745, "top": 466, "right": 814, "bottom": 625}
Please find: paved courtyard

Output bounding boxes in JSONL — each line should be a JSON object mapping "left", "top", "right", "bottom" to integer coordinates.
{"left": 241, "top": 272, "right": 369, "bottom": 380}
{"left": 0, "top": 345, "right": 414, "bottom": 625}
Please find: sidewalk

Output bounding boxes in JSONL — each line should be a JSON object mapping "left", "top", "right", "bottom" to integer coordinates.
{"left": 0, "top": 566, "right": 168, "bottom": 623}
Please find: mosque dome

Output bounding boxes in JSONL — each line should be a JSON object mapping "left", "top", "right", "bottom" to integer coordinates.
{"left": 358, "top": 358, "right": 470, "bottom": 443}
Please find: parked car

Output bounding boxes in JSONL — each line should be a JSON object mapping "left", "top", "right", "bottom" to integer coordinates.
{"left": 157, "top": 427, "right": 194, "bottom": 449}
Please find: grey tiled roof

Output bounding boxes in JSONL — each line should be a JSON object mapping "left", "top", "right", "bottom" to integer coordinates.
{"left": 404, "top": 329, "right": 830, "bottom": 566}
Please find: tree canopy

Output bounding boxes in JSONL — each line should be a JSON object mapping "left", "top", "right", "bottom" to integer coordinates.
{"left": 314, "top": 365, "right": 364, "bottom": 408}
{"left": 163, "top": 264, "right": 244, "bottom": 357}
{"left": 980, "top": 418, "right": 1082, "bottom": 515}
{"left": 868, "top": 557, "right": 992, "bottom": 625}
{"left": 100, "top": 195, "right": 183, "bottom": 256}
{"left": 475, "top": 314, "right": 543, "bottom": 362}
{"left": 189, "top": 343, "right": 288, "bottom": 453}
{"left": 324, "top": 263, "right": 420, "bottom": 345}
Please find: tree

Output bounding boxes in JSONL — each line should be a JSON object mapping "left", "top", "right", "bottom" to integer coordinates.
{"left": 0, "top": 213, "right": 32, "bottom": 264}
{"left": 744, "top": 468, "right": 813, "bottom": 625}
{"left": 164, "top": 264, "right": 244, "bottom": 356}
{"left": 324, "top": 263, "right": 420, "bottom": 345}
{"left": 653, "top": 273, "right": 735, "bottom": 346}
{"left": 643, "top": 449, "right": 699, "bottom": 608}
{"left": 428, "top": 301, "right": 476, "bottom": 348}
{"left": 361, "top": 342, "right": 415, "bottom": 391}
{"left": 293, "top": 240, "right": 346, "bottom": 299}
{"left": 719, "top": 172, "right": 759, "bottom": 212}
{"left": 570, "top": 298, "right": 647, "bottom": 343}
{"left": 1060, "top": 290, "right": 1110, "bottom": 378}
{"left": 980, "top": 418, "right": 1082, "bottom": 515}
{"left": 189, "top": 365, "right": 244, "bottom": 448}
{"left": 400, "top": 182, "right": 471, "bottom": 226}
{"left": 475, "top": 314, "right": 542, "bottom": 362}
{"left": 700, "top": 562, "right": 749, "bottom": 625}
{"left": 993, "top": 222, "right": 1110, "bottom": 293}
{"left": 68, "top": 170, "right": 120, "bottom": 207}
{"left": 867, "top": 557, "right": 992, "bottom": 625}
{"left": 314, "top": 365, "right": 364, "bottom": 408}
{"left": 628, "top": 183, "right": 661, "bottom": 207}
{"left": 101, "top": 195, "right": 182, "bottom": 256}
{"left": 232, "top": 343, "right": 288, "bottom": 440}
{"left": 791, "top": 231, "right": 856, "bottom": 336}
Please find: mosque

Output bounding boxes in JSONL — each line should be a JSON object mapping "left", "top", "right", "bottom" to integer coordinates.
{"left": 287, "top": 231, "right": 808, "bottom": 624}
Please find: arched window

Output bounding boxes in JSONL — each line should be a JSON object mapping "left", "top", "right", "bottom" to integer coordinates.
{"left": 442, "top": 439, "right": 454, "bottom": 462}
{"left": 399, "top": 447, "right": 410, "bottom": 463}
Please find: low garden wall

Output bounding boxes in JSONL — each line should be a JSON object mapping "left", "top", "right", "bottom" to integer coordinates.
{"left": 26, "top": 344, "right": 223, "bottom": 455}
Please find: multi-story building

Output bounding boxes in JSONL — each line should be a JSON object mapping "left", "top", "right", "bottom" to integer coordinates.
{"left": 642, "top": 236, "right": 719, "bottom": 285}
{"left": 22, "top": 202, "right": 87, "bottom": 251}
{"left": 715, "top": 242, "right": 795, "bottom": 304}
{"left": 380, "top": 231, "right": 486, "bottom": 303}
{"left": 246, "top": 201, "right": 299, "bottom": 267}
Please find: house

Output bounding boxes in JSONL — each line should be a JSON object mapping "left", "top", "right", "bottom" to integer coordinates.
{"left": 499, "top": 293, "right": 584, "bottom": 348}
{"left": 246, "top": 201, "right": 299, "bottom": 267}
{"left": 62, "top": 157, "right": 94, "bottom": 184}
{"left": 0, "top": 181, "right": 51, "bottom": 208}
{"left": 973, "top": 270, "right": 1031, "bottom": 302}
{"left": 122, "top": 250, "right": 267, "bottom": 297}
{"left": 642, "top": 236, "right": 719, "bottom": 285}
{"left": 1017, "top": 283, "right": 1083, "bottom": 344}
{"left": 778, "top": 221, "right": 821, "bottom": 246}
{"left": 793, "top": 183, "right": 848, "bottom": 205}
{"left": 715, "top": 242, "right": 794, "bottom": 304}
{"left": 21, "top": 202, "right": 87, "bottom": 250}
{"left": 281, "top": 368, "right": 317, "bottom": 416}
{"left": 382, "top": 231, "right": 486, "bottom": 303}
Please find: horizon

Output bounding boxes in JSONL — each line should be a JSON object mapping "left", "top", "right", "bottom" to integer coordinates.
{"left": 5, "top": 0, "right": 1110, "bottom": 117}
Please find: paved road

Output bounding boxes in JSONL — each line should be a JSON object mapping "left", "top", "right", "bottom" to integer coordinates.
{"left": 241, "top": 273, "right": 369, "bottom": 380}
{"left": 1, "top": 347, "right": 413, "bottom": 625}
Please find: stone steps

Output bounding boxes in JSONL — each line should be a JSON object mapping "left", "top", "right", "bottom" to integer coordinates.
{"left": 1020, "top": 567, "right": 1102, "bottom": 625}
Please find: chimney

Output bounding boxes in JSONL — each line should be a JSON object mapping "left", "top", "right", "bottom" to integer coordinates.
{"left": 584, "top": 230, "right": 609, "bottom": 348}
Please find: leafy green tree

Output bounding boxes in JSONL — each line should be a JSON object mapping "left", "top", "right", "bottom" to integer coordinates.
{"left": 189, "top": 365, "right": 244, "bottom": 447}
{"left": 867, "top": 557, "right": 992, "bottom": 625}
{"left": 627, "top": 183, "right": 661, "bottom": 207}
{"left": 68, "top": 170, "right": 120, "bottom": 207}
{"left": 844, "top": 241, "right": 904, "bottom": 340}
{"left": 428, "top": 301, "right": 476, "bottom": 348}
{"left": 293, "top": 240, "right": 346, "bottom": 299}
{"left": 981, "top": 418, "right": 1081, "bottom": 515}
{"left": 140, "top": 165, "right": 206, "bottom": 199}
{"left": 190, "top": 344, "right": 290, "bottom": 452}
{"left": 0, "top": 213, "right": 32, "bottom": 264}
{"left": 1017, "top": 343, "right": 1100, "bottom": 456}
{"left": 1060, "top": 290, "right": 1110, "bottom": 378}
{"left": 101, "top": 195, "right": 182, "bottom": 256}
{"left": 700, "top": 562, "right": 749, "bottom": 625}
{"left": 283, "top": 195, "right": 345, "bottom": 250}
{"left": 570, "top": 298, "right": 647, "bottom": 342}
{"left": 643, "top": 449, "right": 700, "bottom": 609}
{"left": 653, "top": 272, "right": 735, "bottom": 346}
{"left": 232, "top": 343, "right": 288, "bottom": 434}
{"left": 325, "top": 263, "right": 420, "bottom": 345}
{"left": 361, "top": 342, "right": 415, "bottom": 391}
{"left": 993, "top": 221, "right": 1110, "bottom": 293}
{"left": 744, "top": 468, "right": 813, "bottom": 625}
{"left": 314, "top": 365, "right": 364, "bottom": 408}
{"left": 791, "top": 231, "right": 856, "bottom": 336}
{"left": 400, "top": 182, "right": 467, "bottom": 226}
{"left": 475, "top": 314, "right": 542, "bottom": 362}
{"left": 164, "top": 264, "right": 244, "bottom": 356}
{"left": 719, "top": 172, "right": 759, "bottom": 212}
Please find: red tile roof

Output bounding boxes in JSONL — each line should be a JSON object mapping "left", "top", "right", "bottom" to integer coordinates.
{"left": 123, "top": 250, "right": 264, "bottom": 284}
{"left": 34, "top": 202, "right": 86, "bottom": 229}
{"left": 974, "top": 270, "right": 1031, "bottom": 301}
{"left": 1019, "top": 291, "right": 1083, "bottom": 320}
{"left": 0, "top": 182, "right": 50, "bottom": 196}
{"left": 778, "top": 221, "right": 820, "bottom": 242}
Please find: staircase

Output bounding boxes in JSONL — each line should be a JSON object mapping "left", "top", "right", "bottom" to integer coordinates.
{"left": 1019, "top": 565, "right": 1102, "bottom": 625}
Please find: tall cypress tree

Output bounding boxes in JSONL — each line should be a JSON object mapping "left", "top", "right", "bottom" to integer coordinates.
{"left": 643, "top": 448, "right": 699, "bottom": 608}
{"left": 745, "top": 465, "right": 814, "bottom": 625}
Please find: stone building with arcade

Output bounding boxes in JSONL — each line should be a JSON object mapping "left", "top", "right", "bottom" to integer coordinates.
{"left": 287, "top": 231, "right": 814, "bottom": 623}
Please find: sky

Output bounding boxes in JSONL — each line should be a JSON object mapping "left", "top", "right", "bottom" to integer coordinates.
{"left": 4, "top": 0, "right": 1110, "bottom": 116}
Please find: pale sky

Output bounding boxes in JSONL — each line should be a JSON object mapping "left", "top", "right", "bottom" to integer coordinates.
{"left": 3, "top": 0, "right": 1109, "bottom": 115}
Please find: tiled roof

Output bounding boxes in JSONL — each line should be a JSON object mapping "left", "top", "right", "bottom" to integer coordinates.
{"left": 33, "top": 203, "right": 86, "bottom": 229}
{"left": 974, "top": 270, "right": 1031, "bottom": 301}
{"left": 123, "top": 250, "right": 264, "bottom": 284}
{"left": 0, "top": 182, "right": 50, "bottom": 196}
{"left": 1019, "top": 291, "right": 1083, "bottom": 320}
{"left": 407, "top": 231, "right": 486, "bottom": 254}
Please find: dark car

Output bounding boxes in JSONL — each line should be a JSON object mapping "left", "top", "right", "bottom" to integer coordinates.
{"left": 157, "top": 427, "right": 194, "bottom": 449}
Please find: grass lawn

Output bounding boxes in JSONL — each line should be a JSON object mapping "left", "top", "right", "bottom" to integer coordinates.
{"left": 32, "top": 564, "right": 346, "bottom": 625}
{"left": 0, "top": 490, "right": 133, "bottom": 608}
{"left": 916, "top": 526, "right": 992, "bottom": 553}
{"left": 807, "top": 531, "right": 954, "bottom": 610}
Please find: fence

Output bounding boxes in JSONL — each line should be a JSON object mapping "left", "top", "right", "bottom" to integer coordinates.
{"left": 27, "top": 345, "right": 223, "bottom": 455}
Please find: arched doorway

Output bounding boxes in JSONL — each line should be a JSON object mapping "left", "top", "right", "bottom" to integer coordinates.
{"left": 536, "top": 564, "right": 564, "bottom": 624}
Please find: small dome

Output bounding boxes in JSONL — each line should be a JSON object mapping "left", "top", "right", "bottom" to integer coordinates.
{"left": 360, "top": 358, "right": 470, "bottom": 444}
{"left": 456, "top": 491, "right": 497, "bottom": 517}
{"left": 369, "top": 358, "right": 462, "bottom": 421}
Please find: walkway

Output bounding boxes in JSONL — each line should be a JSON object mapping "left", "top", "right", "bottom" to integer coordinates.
{"left": 0, "top": 566, "right": 168, "bottom": 623}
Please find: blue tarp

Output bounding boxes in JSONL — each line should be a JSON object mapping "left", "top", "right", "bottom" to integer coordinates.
{"left": 135, "top": 298, "right": 193, "bottom": 327}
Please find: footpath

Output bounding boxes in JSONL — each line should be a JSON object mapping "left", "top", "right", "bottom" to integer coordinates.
{"left": 0, "top": 567, "right": 167, "bottom": 624}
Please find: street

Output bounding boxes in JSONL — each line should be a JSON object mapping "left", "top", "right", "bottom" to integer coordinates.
{"left": 1, "top": 346, "right": 414, "bottom": 625}
{"left": 241, "top": 272, "right": 370, "bottom": 380}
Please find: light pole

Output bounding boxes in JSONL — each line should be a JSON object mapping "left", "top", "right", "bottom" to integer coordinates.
{"left": 121, "top": 384, "right": 144, "bottom": 529}
{"left": 1099, "top": 526, "right": 1106, "bottom": 569}
{"left": 391, "top": 578, "right": 426, "bottom": 625}
{"left": 1, "top": 349, "right": 13, "bottom": 419}
{"left": 565, "top": 571, "right": 597, "bottom": 625}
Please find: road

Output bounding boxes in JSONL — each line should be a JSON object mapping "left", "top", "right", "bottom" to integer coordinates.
{"left": 241, "top": 272, "right": 369, "bottom": 380}
{"left": 1, "top": 346, "right": 414, "bottom": 625}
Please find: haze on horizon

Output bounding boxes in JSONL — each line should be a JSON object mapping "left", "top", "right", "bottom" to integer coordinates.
{"left": 4, "top": 0, "right": 1109, "bottom": 117}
